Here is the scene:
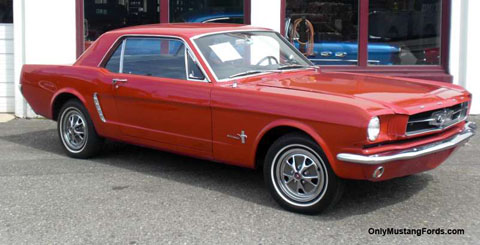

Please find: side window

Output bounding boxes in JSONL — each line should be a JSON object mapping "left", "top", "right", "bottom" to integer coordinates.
{"left": 123, "top": 38, "right": 186, "bottom": 79}
{"left": 104, "top": 37, "right": 206, "bottom": 81}
{"left": 105, "top": 44, "right": 122, "bottom": 73}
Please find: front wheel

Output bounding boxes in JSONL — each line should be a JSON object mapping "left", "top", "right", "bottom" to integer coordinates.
{"left": 264, "top": 133, "right": 344, "bottom": 214}
{"left": 58, "top": 99, "right": 103, "bottom": 158}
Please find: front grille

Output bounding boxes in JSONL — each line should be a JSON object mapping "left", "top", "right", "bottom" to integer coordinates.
{"left": 406, "top": 102, "right": 469, "bottom": 136}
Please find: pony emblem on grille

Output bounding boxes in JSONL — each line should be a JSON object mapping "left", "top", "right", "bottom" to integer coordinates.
{"left": 429, "top": 109, "right": 455, "bottom": 128}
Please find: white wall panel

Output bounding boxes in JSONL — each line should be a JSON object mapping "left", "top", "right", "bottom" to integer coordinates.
{"left": 0, "top": 24, "right": 14, "bottom": 113}
{"left": 0, "top": 97, "right": 14, "bottom": 112}
{"left": 450, "top": 0, "right": 480, "bottom": 114}
{"left": 0, "top": 83, "right": 14, "bottom": 97}
{"left": 23, "top": 0, "right": 77, "bottom": 65}
{"left": 251, "top": 0, "right": 281, "bottom": 32}
{"left": 14, "top": 0, "right": 77, "bottom": 117}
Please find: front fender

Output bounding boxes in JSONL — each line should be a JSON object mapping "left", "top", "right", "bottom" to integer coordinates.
{"left": 251, "top": 119, "right": 335, "bottom": 169}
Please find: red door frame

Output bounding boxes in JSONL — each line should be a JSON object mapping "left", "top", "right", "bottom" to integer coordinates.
{"left": 280, "top": 0, "right": 452, "bottom": 82}
{"left": 76, "top": 0, "right": 252, "bottom": 57}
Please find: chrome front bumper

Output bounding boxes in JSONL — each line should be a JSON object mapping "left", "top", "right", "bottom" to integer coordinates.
{"left": 337, "top": 121, "right": 476, "bottom": 165}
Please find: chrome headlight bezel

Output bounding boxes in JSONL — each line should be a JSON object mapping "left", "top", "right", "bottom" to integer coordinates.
{"left": 367, "top": 116, "right": 380, "bottom": 142}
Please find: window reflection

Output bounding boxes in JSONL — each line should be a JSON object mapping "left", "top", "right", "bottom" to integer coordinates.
{"left": 84, "top": 0, "right": 160, "bottom": 46}
{"left": 170, "top": 0, "right": 244, "bottom": 23}
{"left": 369, "top": 0, "right": 442, "bottom": 65}
{"left": 285, "top": 0, "right": 359, "bottom": 65}
{"left": 0, "top": 0, "right": 13, "bottom": 23}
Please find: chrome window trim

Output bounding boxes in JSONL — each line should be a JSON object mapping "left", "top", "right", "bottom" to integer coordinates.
{"left": 98, "top": 34, "right": 210, "bottom": 83}
{"left": 190, "top": 30, "right": 316, "bottom": 82}
{"left": 119, "top": 39, "right": 126, "bottom": 73}
{"left": 185, "top": 48, "right": 207, "bottom": 82}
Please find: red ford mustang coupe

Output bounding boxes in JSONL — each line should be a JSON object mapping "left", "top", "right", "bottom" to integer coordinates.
{"left": 21, "top": 24, "right": 476, "bottom": 214}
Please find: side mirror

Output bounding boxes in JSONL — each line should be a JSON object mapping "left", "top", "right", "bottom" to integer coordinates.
{"left": 188, "top": 71, "right": 205, "bottom": 80}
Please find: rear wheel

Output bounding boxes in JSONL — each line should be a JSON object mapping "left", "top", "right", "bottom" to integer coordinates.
{"left": 264, "top": 133, "right": 344, "bottom": 214}
{"left": 58, "top": 99, "right": 103, "bottom": 158}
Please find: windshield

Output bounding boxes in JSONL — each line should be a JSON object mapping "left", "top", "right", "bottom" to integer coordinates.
{"left": 193, "top": 31, "right": 314, "bottom": 81}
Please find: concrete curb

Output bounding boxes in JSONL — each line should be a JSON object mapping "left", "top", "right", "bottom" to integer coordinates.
{"left": 0, "top": 114, "right": 16, "bottom": 123}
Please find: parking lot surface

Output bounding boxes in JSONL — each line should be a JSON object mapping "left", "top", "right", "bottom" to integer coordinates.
{"left": 0, "top": 118, "right": 479, "bottom": 244}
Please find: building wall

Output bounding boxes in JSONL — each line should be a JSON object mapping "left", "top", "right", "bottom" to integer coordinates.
{"left": 0, "top": 24, "right": 14, "bottom": 112}
{"left": 13, "top": 0, "right": 77, "bottom": 117}
{"left": 8, "top": 0, "right": 479, "bottom": 116}
{"left": 251, "top": 0, "right": 281, "bottom": 32}
{"left": 450, "top": 0, "right": 479, "bottom": 114}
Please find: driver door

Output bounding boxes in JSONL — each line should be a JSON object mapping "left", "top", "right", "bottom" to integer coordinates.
{"left": 102, "top": 36, "right": 213, "bottom": 155}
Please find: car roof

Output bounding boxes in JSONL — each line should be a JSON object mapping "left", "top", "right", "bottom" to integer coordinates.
{"left": 107, "top": 23, "right": 271, "bottom": 39}
{"left": 75, "top": 23, "right": 272, "bottom": 67}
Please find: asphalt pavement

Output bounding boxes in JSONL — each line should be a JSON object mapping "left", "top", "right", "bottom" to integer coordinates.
{"left": 0, "top": 117, "right": 479, "bottom": 244}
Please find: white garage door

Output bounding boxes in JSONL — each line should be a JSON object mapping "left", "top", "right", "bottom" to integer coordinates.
{"left": 0, "top": 24, "right": 14, "bottom": 113}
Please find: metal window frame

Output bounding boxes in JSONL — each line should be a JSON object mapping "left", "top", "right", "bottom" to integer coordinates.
{"left": 99, "top": 34, "right": 210, "bottom": 83}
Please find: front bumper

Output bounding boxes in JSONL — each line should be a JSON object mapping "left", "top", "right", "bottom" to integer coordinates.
{"left": 337, "top": 121, "right": 476, "bottom": 165}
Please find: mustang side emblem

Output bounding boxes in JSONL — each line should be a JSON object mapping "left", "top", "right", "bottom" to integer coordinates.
{"left": 227, "top": 130, "right": 248, "bottom": 144}
{"left": 429, "top": 109, "right": 455, "bottom": 128}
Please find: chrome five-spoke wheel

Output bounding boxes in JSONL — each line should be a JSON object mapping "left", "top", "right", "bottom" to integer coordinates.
{"left": 60, "top": 108, "right": 88, "bottom": 153}
{"left": 264, "top": 133, "right": 344, "bottom": 214}
{"left": 57, "top": 99, "right": 103, "bottom": 158}
{"left": 275, "top": 150, "right": 326, "bottom": 203}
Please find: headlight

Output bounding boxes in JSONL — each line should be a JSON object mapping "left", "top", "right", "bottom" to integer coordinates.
{"left": 367, "top": 117, "right": 380, "bottom": 141}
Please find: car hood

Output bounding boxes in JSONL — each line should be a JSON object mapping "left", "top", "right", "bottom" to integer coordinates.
{"left": 255, "top": 72, "right": 468, "bottom": 115}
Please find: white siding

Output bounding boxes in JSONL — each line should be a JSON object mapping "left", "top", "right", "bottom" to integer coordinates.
{"left": 450, "top": 0, "right": 480, "bottom": 114}
{"left": 251, "top": 0, "right": 281, "bottom": 32}
{"left": 0, "top": 24, "right": 14, "bottom": 113}
{"left": 13, "top": 0, "right": 77, "bottom": 118}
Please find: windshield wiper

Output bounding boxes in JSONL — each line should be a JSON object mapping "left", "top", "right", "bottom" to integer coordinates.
{"left": 228, "top": 70, "right": 279, "bottom": 79}
{"left": 277, "top": 64, "right": 314, "bottom": 70}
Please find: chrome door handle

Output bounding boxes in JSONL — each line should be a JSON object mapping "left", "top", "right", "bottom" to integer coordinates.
{"left": 335, "top": 52, "right": 348, "bottom": 58}
{"left": 112, "top": 78, "right": 128, "bottom": 84}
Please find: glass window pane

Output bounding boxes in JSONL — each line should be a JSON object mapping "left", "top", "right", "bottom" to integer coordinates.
{"left": 122, "top": 38, "right": 187, "bottom": 80}
{"left": 84, "top": 0, "right": 160, "bottom": 47}
{"left": 369, "top": 0, "right": 442, "bottom": 65}
{"left": 170, "top": 0, "right": 244, "bottom": 23}
{"left": 194, "top": 31, "right": 312, "bottom": 80}
{"left": 0, "top": 0, "right": 13, "bottom": 23}
{"left": 105, "top": 44, "right": 123, "bottom": 73}
{"left": 285, "top": 0, "right": 359, "bottom": 66}
{"left": 187, "top": 52, "right": 205, "bottom": 80}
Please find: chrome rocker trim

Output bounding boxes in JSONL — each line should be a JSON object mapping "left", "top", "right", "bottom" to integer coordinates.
{"left": 337, "top": 121, "right": 476, "bottom": 165}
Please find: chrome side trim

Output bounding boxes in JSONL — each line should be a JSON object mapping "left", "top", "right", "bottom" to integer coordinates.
{"left": 93, "top": 93, "right": 106, "bottom": 122}
{"left": 337, "top": 121, "right": 476, "bottom": 165}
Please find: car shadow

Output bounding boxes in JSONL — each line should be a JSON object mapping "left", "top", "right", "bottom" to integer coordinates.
{"left": 0, "top": 128, "right": 431, "bottom": 220}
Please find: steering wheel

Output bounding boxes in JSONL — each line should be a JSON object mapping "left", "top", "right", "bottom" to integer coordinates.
{"left": 256, "top": 56, "right": 279, "bottom": 66}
